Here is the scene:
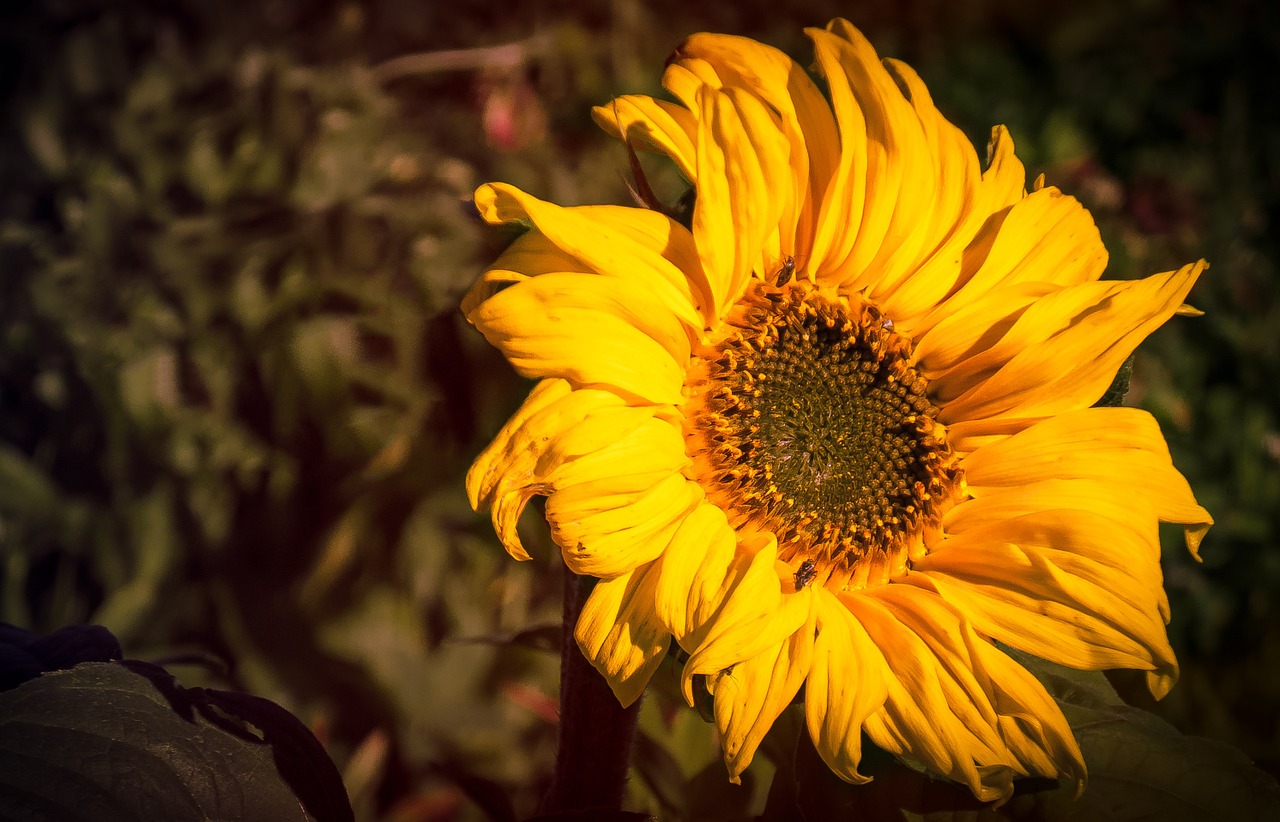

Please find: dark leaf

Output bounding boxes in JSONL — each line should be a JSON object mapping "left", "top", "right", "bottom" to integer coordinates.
{"left": 760, "top": 651, "right": 1280, "bottom": 821}
{"left": 998, "top": 651, "right": 1280, "bottom": 821}
{"left": 684, "top": 757, "right": 756, "bottom": 821}
{"left": 1093, "top": 353, "right": 1134, "bottom": 408}
{"left": 632, "top": 728, "right": 688, "bottom": 817}
{"left": 0, "top": 623, "right": 122, "bottom": 692}
{"left": 0, "top": 661, "right": 353, "bottom": 822}
{"left": 201, "top": 687, "right": 355, "bottom": 822}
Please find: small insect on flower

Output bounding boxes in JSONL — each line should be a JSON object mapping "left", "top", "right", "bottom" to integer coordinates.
{"left": 794, "top": 559, "right": 817, "bottom": 590}
{"left": 774, "top": 255, "right": 796, "bottom": 286}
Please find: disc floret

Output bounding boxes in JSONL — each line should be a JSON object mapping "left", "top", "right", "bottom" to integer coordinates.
{"left": 686, "top": 281, "right": 961, "bottom": 590}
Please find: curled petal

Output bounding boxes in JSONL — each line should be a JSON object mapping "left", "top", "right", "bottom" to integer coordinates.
{"left": 804, "top": 589, "right": 890, "bottom": 784}
{"left": 960, "top": 406, "right": 1212, "bottom": 556}
{"left": 674, "top": 32, "right": 838, "bottom": 262}
{"left": 940, "top": 261, "right": 1206, "bottom": 430}
{"left": 473, "top": 182, "right": 714, "bottom": 328}
{"left": 592, "top": 95, "right": 697, "bottom": 179}
{"left": 677, "top": 534, "right": 807, "bottom": 705}
{"left": 914, "top": 510, "right": 1178, "bottom": 697}
{"left": 846, "top": 586, "right": 1083, "bottom": 802}
{"left": 468, "top": 385, "right": 688, "bottom": 564}
{"left": 469, "top": 381, "right": 620, "bottom": 558}
{"left": 691, "top": 86, "right": 787, "bottom": 316}
{"left": 552, "top": 473, "right": 702, "bottom": 579}
{"left": 575, "top": 564, "right": 669, "bottom": 707}
{"left": 710, "top": 591, "right": 817, "bottom": 782}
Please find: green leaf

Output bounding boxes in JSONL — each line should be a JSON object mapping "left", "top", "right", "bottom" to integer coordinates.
{"left": 0, "top": 661, "right": 353, "bottom": 822}
{"left": 999, "top": 652, "right": 1280, "bottom": 821}
{"left": 759, "top": 651, "right": 1280, "bottom": 821}
{"left": 92, "top": 487, "right": 179, "bottom": 642}
{"left": 0, "top": 446, "right": 60, "bottom": 523}
{"left": 632, "top": 728, "right": 688, "bottom": 817}
{"left": 22, "top": 108, "right": 67, "bottom": 176}
{"left": 1094, "top": 353, "right": 1135, "bottom": 408}
{"left": 684, "top": 758, "right": 757, "bottom": 821}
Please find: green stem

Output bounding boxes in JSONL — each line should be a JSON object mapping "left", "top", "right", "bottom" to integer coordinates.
{"left": 538, "top": 571, "right": 640, "bottom": 815}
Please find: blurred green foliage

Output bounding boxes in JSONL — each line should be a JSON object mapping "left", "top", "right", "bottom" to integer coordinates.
{"left": 2, "top": 0, "right": 1278, "bottom": 818}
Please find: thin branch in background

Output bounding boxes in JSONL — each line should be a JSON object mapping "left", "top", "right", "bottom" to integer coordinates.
{"left": 373, "top": 32, "right": 554, "bottom": 83}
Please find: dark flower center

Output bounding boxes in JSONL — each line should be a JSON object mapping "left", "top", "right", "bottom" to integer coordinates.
{"left": 688, "top": 282, "right": 960, "bottom": 587}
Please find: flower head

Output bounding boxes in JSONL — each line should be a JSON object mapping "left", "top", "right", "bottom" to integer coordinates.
{"left": 464, "top": 19, "right": 1210, "bottom": 802}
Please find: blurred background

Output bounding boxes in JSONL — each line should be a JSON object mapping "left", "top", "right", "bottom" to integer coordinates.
{"left": 1, "top": 0, "right": 1277, "bottom": 818}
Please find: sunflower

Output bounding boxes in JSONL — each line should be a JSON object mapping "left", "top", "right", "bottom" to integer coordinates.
{"left": 464, "top": 19, "right": 1211, "bottom": 802}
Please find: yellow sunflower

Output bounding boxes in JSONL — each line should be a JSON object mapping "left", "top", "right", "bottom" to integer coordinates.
{"left": 464, "top": 19, "right": 1211, "bottom": 802}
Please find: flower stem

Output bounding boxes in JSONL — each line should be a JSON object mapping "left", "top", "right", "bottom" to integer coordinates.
{"left": 539, "top": 571, "right": 640, "bottom": 815}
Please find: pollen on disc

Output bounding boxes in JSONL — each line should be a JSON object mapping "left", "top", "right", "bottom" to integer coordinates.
{"left": 686, "top": 282, "right": 960, "bottom": 585}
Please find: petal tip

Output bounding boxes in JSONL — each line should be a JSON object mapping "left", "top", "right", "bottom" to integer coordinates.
{"left": 1185, "top": 518, "right": 1211, "bottom": 561}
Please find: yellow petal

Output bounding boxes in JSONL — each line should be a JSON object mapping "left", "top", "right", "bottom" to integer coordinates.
{"left": 661, "top": 56, "right": 722, "bottom": 110}
{"left": 912, "top": 509, "right": 1178, "bottom": 696}
{"left": 723, "top": 86, "right": 794, "bottom": 268}
{"left": 592, "top": 95, "right": 697, "bottom": 179}
{"left": 960, "top": 406, "right": 1212, "bottom": 556}
{"left": 652, "top": 503, "right": 738, "bottom": 644}
{"left": 939, "top": 261, "right": 1206, "bottom": 425}
{"left": 674, "top": 32, "right": 838, "bottom": 262}
{"left": 803, "top": 27, "right": 868, "bottom": 284}
{"left": 913, "top": 281, "right": 1053, "bottom": 380}
{"left": 710, "top": 592, "right": 817, "bottom": 782}
{"left": 847, "top": 586, "right": 1083, "bottom": 801}
{"left": 965, "top": 637, "right": 1085, "bottom": 790}
{"left": 468, "top": 381, "right": 646, "bottom": 559}
{"left": 803, "top": 589, "right": 890, "bottom": 785}
{"left": 923, "top": 186, "right": 1105, "bottom": 329}
{"left": 849, "top": 57, "right": 967, "bottom": 306}
{"left": 945, "top": 478, "right": 1161, "bottom": 558}
{"left": 470, "top": 272, "right": 688, "bottom": 405}
{"left": 477, "top": 267, "right": 691, "bottom": 371}
{"left": 467, "top": 378, "right": 567, "bottom": 509}
{"left": 898, "top": 125, "right": 1029, "bottom": 341}
{"left": 944, "top": 480, "right": 1175, "bottom": 623}
{"left": 473, "top": 182, "right": 714, "bottom": 326}
{"left": 929, "top": 267, "right": 1169, "bottom": 403}
{"left": 979, "top": 126, "right": 1028, "bottom": 213}
{"left": 489, "top": 224, "right": 588, "bottom": 275}
{"left": 552, "top": 473, "right": 702, "bottom": 579}
{"left": 870, "top": 58, "right": 988, "bottom": 329}
{"left": 677, "top": 533, "right": 807, "bottom": 705}
{"left": 461, "top": 230, "right": 577, "bottom": 318}
{"left": 815, "top": 21, "right": 934, "bottom": 294}
{"left": 575, "top": 564, "right": 669, "bottom": 707}
{"left": 691, "top": 85, "right": 781, "bottom": 316}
